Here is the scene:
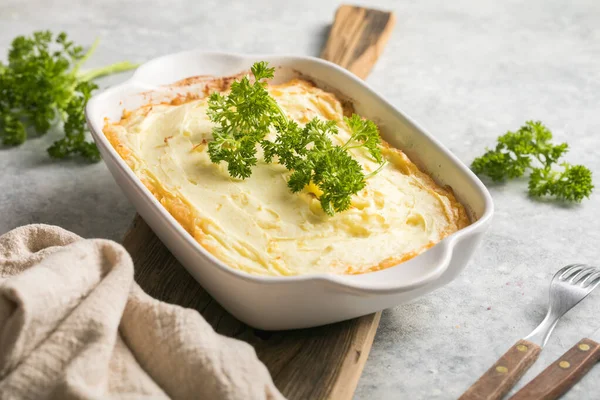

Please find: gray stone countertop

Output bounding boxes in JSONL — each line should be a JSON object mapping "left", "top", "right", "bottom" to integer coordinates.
{"left": 1, "top": 0, "right": 599, "bottom": 398}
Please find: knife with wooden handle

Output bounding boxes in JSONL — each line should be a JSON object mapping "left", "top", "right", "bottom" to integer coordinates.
{"left": 509, "top": 327, "right": 600, "bottom": 400}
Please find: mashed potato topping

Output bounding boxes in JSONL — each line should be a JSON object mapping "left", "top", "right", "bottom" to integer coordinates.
{"left": 104, "top": 78, "right": 469, "bottom": 276}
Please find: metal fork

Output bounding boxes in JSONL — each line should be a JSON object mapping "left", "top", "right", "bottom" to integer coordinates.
{"left": 459, "top": 264, "right": 600, "bottom": 400}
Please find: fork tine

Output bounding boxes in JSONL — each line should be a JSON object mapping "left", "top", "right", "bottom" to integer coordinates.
{"left": 568, "top": 266, "right": 596, "bottom": 284}
{"left": 557, "top": 264, "right": 579, "bottom": 279}
{"left": 581, "top": 271, "right": 600, "bottom": 288}
{"left": 559, "top": 264, "right": 586, "bottom": 280}
{"left": 569, "top": 266, "right": 598, "bottom": 284}
{"left": 589, "top": 276, "right": 600, "bottom": 290}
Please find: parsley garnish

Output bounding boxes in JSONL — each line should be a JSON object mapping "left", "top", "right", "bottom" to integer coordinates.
{"left": 207, "top": 61, "right": 385, "bottom": 215}
{"left": 0, "top": 31, "right": 138, "bottom": 161}
{"left": 472, "top": 121, "right": 593, "bottom": 202}
{"left": 206, "top": 62, "right": 281, "bottom": 178}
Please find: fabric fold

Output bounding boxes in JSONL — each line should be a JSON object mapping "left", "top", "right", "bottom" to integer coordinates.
{"left": 0, "top": 224, "right": 284, "bottom": 400}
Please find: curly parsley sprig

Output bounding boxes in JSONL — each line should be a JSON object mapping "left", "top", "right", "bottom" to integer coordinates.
{"left": 206, "top": 62, "right": 282, "bottom": 178}
{"left": 0, "top": 31, "right": 138, "bottom": 161}
{"left": 207, "top": 61, "right": 385, "bottom": 215}
{"left": 264, "top": 117, "right": 374, "bottom": 215}
{"left": 472, "top": 121, "right": 593, "bottom": 202}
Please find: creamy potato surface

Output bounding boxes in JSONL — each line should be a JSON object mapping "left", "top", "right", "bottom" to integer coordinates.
{"left": 104, "top": 79, "right": 469, "bottom": 276}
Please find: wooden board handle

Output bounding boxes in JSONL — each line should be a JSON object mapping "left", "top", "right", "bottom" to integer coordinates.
{"left": 509, "top": 338, "right": 600, "bottom": 400}
{"left": 459, "top": 339, "right": 542, "bottom": 400}
{"left": 320, "top": 5, "right": 396, "bottom": 79}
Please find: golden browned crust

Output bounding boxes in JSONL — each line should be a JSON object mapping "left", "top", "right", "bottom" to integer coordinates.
{"left": 104, "top": 78, "right": 470, "bottom": 276}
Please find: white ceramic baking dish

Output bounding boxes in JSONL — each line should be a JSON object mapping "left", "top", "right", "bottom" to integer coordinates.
{"left": 86, "top": 51, "right": 494, "bottom": 330}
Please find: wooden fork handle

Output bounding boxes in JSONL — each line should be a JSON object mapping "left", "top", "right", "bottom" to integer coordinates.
{"left": 459, "top": 339, "right": 542, "bottom": 400}
{"left": 509, "top": 338, "right": 600, "bottom": 400}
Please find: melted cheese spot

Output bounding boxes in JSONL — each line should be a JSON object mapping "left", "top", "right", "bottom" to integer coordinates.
{"left": 104, "top": 79, "right": 469, "bottom": 276}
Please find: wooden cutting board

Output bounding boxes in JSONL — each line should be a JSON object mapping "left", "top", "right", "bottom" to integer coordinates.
{"left": 123, "top": 5, "right": 395, "bottom": 399}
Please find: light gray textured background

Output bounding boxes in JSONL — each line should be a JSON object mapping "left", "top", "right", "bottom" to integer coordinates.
{"left": 1, "top": 0, "right": 599, "bottom": 398}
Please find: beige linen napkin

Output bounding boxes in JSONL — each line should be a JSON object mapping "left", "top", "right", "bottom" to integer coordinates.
{"left": 0, "top": 224, "right": 285, "bottom": 400}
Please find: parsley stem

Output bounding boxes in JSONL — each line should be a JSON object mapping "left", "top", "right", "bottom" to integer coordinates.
{"left": 77, "top": 61, "right": 139, "bottom": 82}
{"left": 364, "top": 161, "right": 388, "bottom": 179}
{"left": 268, "top": 97, "right": 288, "bottom": 122}
{"left": 73, "top": 37, "right": 99, "bottom": 74}
{"left": 342, "top": 144, "right": 362, "bottom": 150}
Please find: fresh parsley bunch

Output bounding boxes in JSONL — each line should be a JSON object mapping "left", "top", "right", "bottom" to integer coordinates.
{"left": 0, "top": 31, "right": 138, "bottom": 161}
{"left": 207, "top": 61, "right": 386, "bottom": 215}
{"left": 472, "top": 121, "right": 593, "bottom": 202}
